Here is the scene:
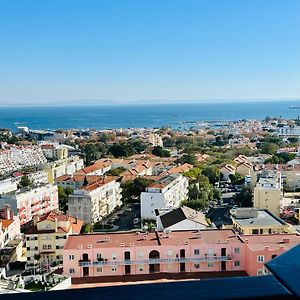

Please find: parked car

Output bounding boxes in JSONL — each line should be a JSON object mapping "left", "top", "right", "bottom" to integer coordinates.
{"left": 133, "top": 218, "right": 140, "bottom": 225}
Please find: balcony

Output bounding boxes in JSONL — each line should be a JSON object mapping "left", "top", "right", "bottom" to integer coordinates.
{"left": 78, "top": 256, "right": 231, "bottom": 267}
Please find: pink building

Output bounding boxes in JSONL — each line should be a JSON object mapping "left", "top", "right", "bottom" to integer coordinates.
{"left": 63, "top": 230, "right": 245, "bottom": 278}
{"left": 242, "top": 234, "right": 300, "bottom": 276}
{"left": 63, "top": 230, "right": 300, "bottom": 280}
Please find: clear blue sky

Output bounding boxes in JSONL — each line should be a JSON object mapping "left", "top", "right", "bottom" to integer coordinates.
{"left": 0, "top": 0, "right": 299, "bottom": 104}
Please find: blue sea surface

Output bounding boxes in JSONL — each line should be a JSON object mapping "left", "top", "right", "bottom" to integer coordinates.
{"left": 0, "top": 100, "right": 300, "bottom": 131}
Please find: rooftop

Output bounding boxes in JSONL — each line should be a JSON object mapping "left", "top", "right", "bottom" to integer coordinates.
{"left": 64, "top": 229, "right": 241, "bottom": 250}
{"left": 231, "top": 209, "right": 286, "bottom": 227}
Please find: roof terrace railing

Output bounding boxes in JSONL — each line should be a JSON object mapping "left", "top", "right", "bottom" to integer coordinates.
{"left": 78, "top": 255, "right": 232, "bottom": 267}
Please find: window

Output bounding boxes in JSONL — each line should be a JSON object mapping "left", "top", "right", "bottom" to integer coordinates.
{"left": 194, "top": 249, "right": 200, "bottom": 255}
{"left": 208, "top": 262, "right": 214, "bottom": 268}
{"left": 234, "top": 247, "right": 240, "bottom": 254}
{"left": 234, "top": 261, "right": 240, "bottom": 267}
{"left": 252, "top": 229, "right": 259, "bottom": 234}
{"left": 42, "top": 244, "right": 52, "bottom": 250}
{"left": 167, "top": 250, "right": 173, "bottom": 256}
{"left": 97, "top": 267, "right": 103, "bottom": 272}
{"left": 112, "top": 267, "right": 117, "bottom": 272}
{"left": 69, "top": 254, "right": 74, "bottom": 260}
{"left": 257, "top": 269, "right": 264, "bottom": 276}
{"left": 207, "top": 249, "right": 214, "bottom": 255}
{"left": 69, "top": 268, "right": 75, "bottom": 274}
{"left": 257, "top": 255, "right": 264, "bottom": 262}
{"left": 194, "top": 264, "right": 200, "bottom": 269}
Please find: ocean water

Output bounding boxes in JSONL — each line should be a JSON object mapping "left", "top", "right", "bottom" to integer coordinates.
{"left": 0, "top": 100, "right": 299, "bottom": 131}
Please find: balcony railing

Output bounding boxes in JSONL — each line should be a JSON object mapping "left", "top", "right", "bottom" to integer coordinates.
{"left": 78, "top": 255, "right": 232, "bottom": 267}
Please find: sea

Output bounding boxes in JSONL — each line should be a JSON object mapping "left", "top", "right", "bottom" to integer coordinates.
{"left": 0, "top": 100, "right": 300, "bottom": 131}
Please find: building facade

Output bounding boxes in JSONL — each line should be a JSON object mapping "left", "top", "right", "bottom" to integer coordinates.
{"left": 0, "top": 184, "right": 59, "bottom": 225}
{"left": 141, "top": 174, "right": 189, "bottom": 220}
{"left": 25, "top": 211, "right": 83, "bottom": 266}
{"left": 68, "top": 177, "right": 122, "bottom": 224}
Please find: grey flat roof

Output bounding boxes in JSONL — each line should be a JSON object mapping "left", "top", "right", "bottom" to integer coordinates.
{"left": 234, "top": 210, "right": 285, "bottom": 227}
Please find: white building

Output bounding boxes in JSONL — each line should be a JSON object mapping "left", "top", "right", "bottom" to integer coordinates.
{"left": 0, "top": 178, "right": 18, "bottom": 195}
{"left": 148, "top": 133, "right": 163, "bottom": 147}
{"left": 141, "top": 173, "right": 189, "bottom": 220}
{"left": 156, "top": 206, "right": 209, "bottom": 231}
{"left": 68, "top": 177, "right": 122, "bottom": 224}
{"left": 0, "top": 146, "right": 47, "bottom": 175}
{"left": 0, "top": 184, "right": 59, "bottom": 225}
{"left": 276, "top": 125, "right": 300, "bottom": 137}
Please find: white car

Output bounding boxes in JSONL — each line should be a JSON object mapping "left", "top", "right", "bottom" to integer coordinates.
{"left": 133, "top": 218, "right": 140, "bottom": 225}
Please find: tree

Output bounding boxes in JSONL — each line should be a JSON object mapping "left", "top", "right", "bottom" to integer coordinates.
{"left": 19, "top": 175, "right": 32, "bottom": 188}
{"left": 176, "top": 153, "right": 197, "bottom": 165}
{"left": 201, "top": 166, "right": 220, "bottom": 184}
{"left": 152, "top": 146, "right": 171, "bottom": 157}
{"left": 235, "top": 186, "right": 253, "bottom": 207}
{"left": 121, "top": 177, "right": 154, "bottom": 203}
{"left": 229, "top": 173, "right": 244, "bottom": 185}
{"left": 58, "top": 186, "right": 68, "bottom": 212}
{"left": 82, "top": 223, "right": 93, "bottom": 234}
{"left": 105, "top": 167, "right": 126, "bottom": 176}
{"left": 109, "top": 143, "right": 131, "bottom": 158}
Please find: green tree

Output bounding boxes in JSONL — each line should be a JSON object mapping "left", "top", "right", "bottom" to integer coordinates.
{"left": 176, "top": 153, "right": 197, "bottom": 165}
{"left": 19, "top": 175, "right": 32, "bottom": 188}
{"left": 121, "top": 177, "right": 154, "bottom": 203}
{"left": 235, "top": 186, "right": 253, "bottom": 207}
{"left": 58, "top": 186, "right": 68, "bottom": 212}
{"left": 201, "top": 166, "right": 220, "bottom": 184}
{"left": 152, "top": 146, "right": 171, "bottom": 157}
{"left": 106, "top": 167, "right": 126, "bottom": 176}
{"left": 229, "top": 173, "right": 244, "bottom": 185}
{"left": 82, "top": 223, "right": 93, "bottom": 234}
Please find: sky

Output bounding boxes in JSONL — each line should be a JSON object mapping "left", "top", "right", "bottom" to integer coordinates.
{"left": 0, "top": 0, "right": 299, "bottom": 105}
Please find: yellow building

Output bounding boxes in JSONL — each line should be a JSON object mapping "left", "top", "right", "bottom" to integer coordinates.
{"left": 231, "top": 207, "right": 290, "bottom": 235}
{"left": 25, "top": 210, "right": 83, "bottom": 266}
{"left": 253, "top": 171, "right": 282, "bottom": 217}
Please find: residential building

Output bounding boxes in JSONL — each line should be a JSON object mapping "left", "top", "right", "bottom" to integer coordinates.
{"left": 56, "top": 174, "right": 107, "bottom": 189}
{"left": 230, "top": 208, "right": 290, "bottom": 235}
{"left": 41, "top": 143, "right": 70, "bottom": 160}
{"left": 220, "top": 165, "right": 235, "bottom": 181}
{"left": 74, "top": 160, "right": 111, "bottom": 176}
{"left": 0, "top": 184, "right": 59, "bottom": 225}
{"left": 254, "top": 171, "right": 282, "bottom": 217}
{"left": 156, "top": 206, "right": 209, "bottom": 231}
{"left": 148, "top": 133, "right": 163, "bottom": 147}
{"left": 0, "top": 178, "right": 18, "bottom": 195}
{"left": 0, "top": 146, "right": 47, "bottom": 176}
{"left": 63, "top": 229, "right": 243, "bottom": 278}
{"left": 25, "top": 210, "right": 83, "bottom": 266}
{"left": 63, "top": 229, "right": 300, "bottom": 280}
{"left": 141, "top": 173, "right": 189, "bottom": 220}
{"left": 0, "top": 206, "right": 21, "bottom": 250}
{"left": 68, "top": 177, "right": 122, "bottom": 224}
{"left": 40, "top": 156, "right": 84, "bottom": 183}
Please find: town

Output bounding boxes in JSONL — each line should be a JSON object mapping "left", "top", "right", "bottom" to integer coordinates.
{"left": 1, "top": 117, "right": 300, "bottom": 292}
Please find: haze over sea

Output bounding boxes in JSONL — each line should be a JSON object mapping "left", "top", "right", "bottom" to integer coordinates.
{"left": 1, "top": 100, "right": 300, "bottom": 131}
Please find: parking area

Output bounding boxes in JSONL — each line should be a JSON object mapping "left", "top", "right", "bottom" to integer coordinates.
{"left": 97, "top": 203, "right": 141, "bottom": 232}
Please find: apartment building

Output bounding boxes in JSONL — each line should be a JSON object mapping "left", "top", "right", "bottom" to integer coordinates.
{"left": 68, "top": 177, "right": 122, "bottom": 224}
{"left": 63, "top": 229, "right": 300, "bottom": 280}
{"left": 141, "top": 173, "right": 189, "bottom": 220}
{"left": 56, "top": 174, "right": 105, "bottom": 189}
{"left": 254, "top": 171, "right": 282, "bottom": 217}
{"left": 40, "top": 156, "right": 84, "bottom": 183}
{"left": 0, "top": 206, "right": 21, "bottom": 249}
{"left": 0, "top": 184, "right": 58, "bottom": 225}
{"left": 148, "top": 133, "right": 163, "bottom": 147}
{"left": 41, "top": 143, "right": 69, "bottom": 160}
{"left": 25, "top": 210, "right": 83, "bottom": 266}
{"left": 63, "top": 229, "right": 243, "bottom": 278}
{"left": 0, "top": 146, "right": 47, "bottom": 175}
{"left": 230, "top": 208, "right": 290, "bottom": 235}
{"left": 74, "top": 160, "right": 111, "bottom": 176}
